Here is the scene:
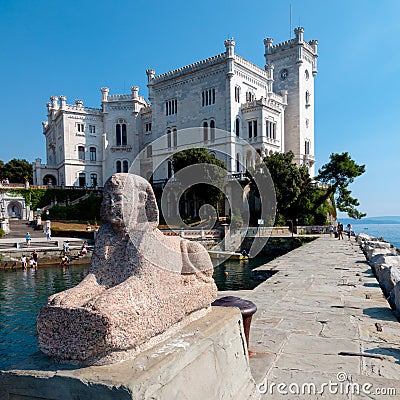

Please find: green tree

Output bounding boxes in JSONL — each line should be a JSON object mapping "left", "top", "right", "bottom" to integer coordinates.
{"left": 262, "top": 151, "right": 310, "bottom": 223}
{"left": 315, "top": 152, "right": 366, "bottom": 219}
{"left": 249, "top": 151, "right": 334, "bottom": 226}
{"left": 2, "top": 159, "right": 32, "bottom": 183}
{"left": 172, "top": 148, "right": 226, "bottom": 217}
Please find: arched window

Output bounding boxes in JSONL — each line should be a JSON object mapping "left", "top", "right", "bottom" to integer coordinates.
{"left": 146, "top": 144, "right": 152, "bottom": 158}
{"left": 234, "top": 86, "right": 241, "bottom": 103}
{"left": 210, "top": 120, "right": 215, "bottom": 141}
{"left": 78, "top": 146, "right": 85, "bottom": 160}
{"left": 116, "top": 160, "right": 122, "bottom": 173}
{"left": 89, "top": 147, "right": 96, "bottom": 161}
{"left": 116, "top": 119, "right": 127, "bottom": 146}
{"left": 203, "top": 121, "right": 208, "bottom": 142}
{"left": 235, "top": 118, "right": 240, "bottom": 137}
{"left": 173, "top": 128, "right": 177, "bottom": 147}
{"left": 305, "top": 91, "right": 310, "bottom": 106}
{"left": 167, "top": 160, "right": 173, "bottom": 178}
{"left": 304, "top": 140, "right": 311, "bottom": 155}
{"left": 90, "top": 173, "right": 98, "bottom": 187}
{"left": 123, "top": 160, "right": 129, "bottom": 173}
{"left": 167, "top": 129, "right": 172, "bottom": 148}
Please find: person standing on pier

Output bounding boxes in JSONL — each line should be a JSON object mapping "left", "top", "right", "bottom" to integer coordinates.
{"left": 346, "top": 223, "right": 352, "bottom": 240}
{"left": 20, "top": 254, "right": 27, "bottom": 270}
{"left": 32, "top": 250, "right": 39, "bottom": 268}
{"left": 25, "top": 232, "right": 31, "bottom": 247}
{"left": 337, "top": 222, "right": 344, "bottom": 240}
{"left": 45, "top": 227, "right": 52, "bottom": 241}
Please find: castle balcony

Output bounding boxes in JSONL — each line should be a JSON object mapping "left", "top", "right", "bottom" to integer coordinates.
{"left": 227, "top": 172, "right": 249, "bottom": 183}
{"left": 247, "top": 136, "right": 280, "bottom": 147}
{"left": 240, "top": 95, "right": 284, "bottom": 114}
{"left": 303, "top": 154, "right": 315, "bottom": 163}
{"left": 110, "top": 145, "right": 133, "bottom": 153}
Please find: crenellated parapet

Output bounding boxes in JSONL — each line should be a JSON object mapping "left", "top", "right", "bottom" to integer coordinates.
{"left": 151, "top": 53, "right": 226, "bottom": 84}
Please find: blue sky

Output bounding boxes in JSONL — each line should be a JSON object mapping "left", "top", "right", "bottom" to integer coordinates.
{"left": 0, "top": 0, "right": 399, "bottom": 217}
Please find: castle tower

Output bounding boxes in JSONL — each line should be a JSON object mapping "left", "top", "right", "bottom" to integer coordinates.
{"left": 264, "top": 27, "right": 318, "bottom": 176}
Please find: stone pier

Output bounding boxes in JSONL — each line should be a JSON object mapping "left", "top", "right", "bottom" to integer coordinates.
{"left": 225, "top": 236, "right": 400, "bottom": 399}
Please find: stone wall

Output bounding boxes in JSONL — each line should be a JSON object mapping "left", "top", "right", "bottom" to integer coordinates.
{"left": 357, "top": 233, "right": 400, "bottom": 316}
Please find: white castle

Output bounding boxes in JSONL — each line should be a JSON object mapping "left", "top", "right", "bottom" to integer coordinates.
{"left": 33, "top": 27, "right": 318, "bottom": 189}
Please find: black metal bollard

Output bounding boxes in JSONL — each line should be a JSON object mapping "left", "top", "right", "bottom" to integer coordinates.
{"left": 212, "top": 295, "right": 257, "bottom": 351}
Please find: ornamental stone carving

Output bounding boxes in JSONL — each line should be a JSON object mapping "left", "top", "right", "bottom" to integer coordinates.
{"left": 37, "top": 173, "right": 217, "bottom": 365}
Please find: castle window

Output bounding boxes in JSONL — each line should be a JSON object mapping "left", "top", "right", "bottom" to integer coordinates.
{"left": 266, "top": 121, "right": 277, "bottom": 139}
{"left": 167, "top": 129, "right": 172, "bottom": 148}
{"left": 305, "top": 91, "right": 311, "bottom": 106}
{"left": 146, "top": 145, "right": 152, "bottom": 158}
{"left": 78, "top": 146, "right": 85, "bottom": 160}
{"left": 201, "top": 88, "right": 216, "bottom": 106}
{"left": 246, "top": 91, "right": 255, "bottom": 102}
{"left": 210, "top": 120, "right": 215, "bottom": 141}
{"left": 234, "top": 86, "right": 241, "bottom": 103}
{"left": 116, "top": 160, "right": 122, "bottom": 173}
{"left": 236, "top": 153, "right": 240, "bottom": 172}
{"left": 89, "top": 125, "right": 96, "bottom": 134}
{"left": 77, "top": 123, "right": 84, "bottom": 132}
{"left": 167, "top": 160, "right": 173, "bottom": 179}
{"left": 305, "top": 69, "right": 309, "bottom": 80}
{"left": 90, "top": 173, "right": 98, "bottom": 188}
{"left": 123, "top": 160, "right": 129, "bottom": 173}
{"left": 305, "top": 140, "right": 310, "bottom": 155}
{"left": 89, "top": 147, "right": 96, "bottom": 161}
{"left": 166, "top": 99, "right": 177, "bottom": 116}
{"left": 116, "top": 119, "right": 127, "bottom": 146}
{"left": 235, "top": 118, "right": 240, "bottom": 137}
{"left": 145, "top": 122, "right": 152, "bottom": 132}
{"left": 203, "top": 121, "right": 208, "bottom": 141}
{"left": 78, "top": 173, "right": 86, "bottom": 187}
{"left": 173, "top": 128, "right": 177, "bottom": 147}
{"left": 248, "top": 120, "right": 257, "bottom": 138}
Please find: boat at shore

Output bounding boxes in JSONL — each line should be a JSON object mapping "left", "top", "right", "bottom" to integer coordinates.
{"left": 208, "top": 250, "right": 249, "bottom": 260}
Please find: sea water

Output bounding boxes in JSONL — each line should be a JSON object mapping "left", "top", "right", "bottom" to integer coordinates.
{"left": 343, "top": 222, "right": 400, "bottom": 249}
{"left": 0, "top": 256, "right": 275, "bottom": 369}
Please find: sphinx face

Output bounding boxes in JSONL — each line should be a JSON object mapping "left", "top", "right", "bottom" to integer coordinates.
{"left": 102, "top": 174, "right": 152, "bottom": 234}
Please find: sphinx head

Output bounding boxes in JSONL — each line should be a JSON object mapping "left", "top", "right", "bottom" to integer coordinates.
{"left": 101, "top": 173, "right": 159, "bottom": 235}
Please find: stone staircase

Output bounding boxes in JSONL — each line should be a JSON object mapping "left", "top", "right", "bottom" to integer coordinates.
{"left": 6, "top": 220, "right": 45, "bottom": 239}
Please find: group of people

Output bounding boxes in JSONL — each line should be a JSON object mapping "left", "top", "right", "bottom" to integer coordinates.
{"left": 0, "top": 177, "right": 10, "bottom": 187}
{"left": 21, "top": 249, "right": 39, "bottom": 269}
{"left": 329, "top": 222, "right": 353, "bottom": 240}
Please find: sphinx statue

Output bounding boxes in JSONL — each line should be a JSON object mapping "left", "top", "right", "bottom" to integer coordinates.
{"left": 37, "top": 173, "right": 217, "bottom": 365}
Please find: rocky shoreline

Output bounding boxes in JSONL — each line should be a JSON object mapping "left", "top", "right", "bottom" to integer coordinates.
{"left": 357, "top": 233, "right": 400, "bottom": 316}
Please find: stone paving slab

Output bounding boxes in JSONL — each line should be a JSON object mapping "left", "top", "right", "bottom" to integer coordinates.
{"left": 220, "top": 236, "right": 400, "bottom": 398}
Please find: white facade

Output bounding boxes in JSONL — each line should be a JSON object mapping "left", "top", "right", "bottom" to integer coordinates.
{"left": 33, "top": 27, "right": 318, "bottom": 188}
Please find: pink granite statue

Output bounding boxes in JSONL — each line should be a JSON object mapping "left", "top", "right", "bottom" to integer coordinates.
{"left": 37, "top": 173, "right": 217, "bottom": 365}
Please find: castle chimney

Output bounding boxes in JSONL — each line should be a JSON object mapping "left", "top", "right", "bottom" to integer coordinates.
{"left": 146, "top": 69, "right": 155, "bottom": 83}
{"left": 75, "top": 99, "right": 83, "bottom": 107}
{"left": 224, "top": 39, "right": 235, "bottom": 58}
{"left": 59, "top": 96, "right": 66, "bottom": 110}
{"left": 224, "top": 39, "right": 235, "bottom": 78}
{"left": 294, "top": 27, "right": 304, "bottom": 43}
{"left": 50, "top": 96, "right": 59, "bottom": 110}
{"left": 100, "top": 87, "right": 109, "bottom": 102}
{"left": 131, "top": 86, "right": 139, "bottom": 99}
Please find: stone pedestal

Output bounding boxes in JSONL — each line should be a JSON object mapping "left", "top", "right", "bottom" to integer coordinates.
{"left": 0, "top": 307, "right": 257, "bottom": 400}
